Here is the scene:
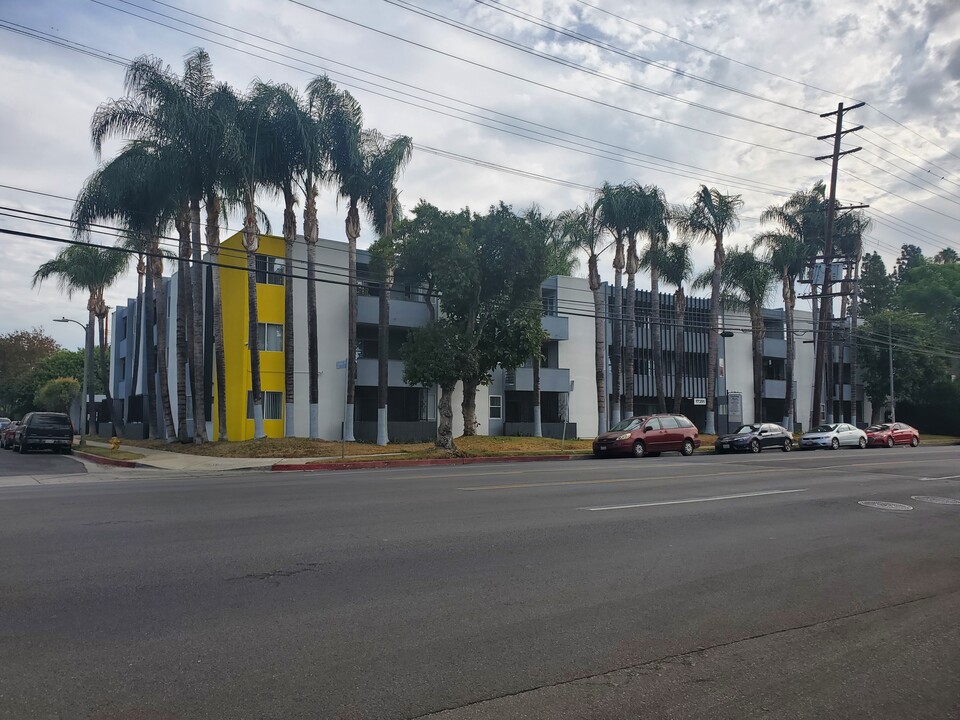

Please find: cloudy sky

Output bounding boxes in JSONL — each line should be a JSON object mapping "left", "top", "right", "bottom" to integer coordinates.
{"left": 1, "top": 0, "right": 959, "bottom": 348}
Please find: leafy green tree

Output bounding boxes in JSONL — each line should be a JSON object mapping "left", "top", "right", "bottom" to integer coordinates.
{"left": 34, "top": 378, "right": 80, "bottom": 414}
{"left": 0, "top": 329, "right": 60, "bottom": 416}
{"left": 898, "top": 261, "right": 960, "bottom": 352}
{"left": 894, "top": 244, "right": 925, "bottom": 283}
{"left": 672, "top": 186, "right": 744, "bottom": 434}
{"left": 658, "top": 240, "right": 694, "bottom": 414}
{"left": 3, "top": 349, "right": 105, "bottom": 419}
{"left": 934, "top": 247, "right": 959, "bottom": 264}
{"left": 859, "top": 252, "right": 895, "bottom": 318}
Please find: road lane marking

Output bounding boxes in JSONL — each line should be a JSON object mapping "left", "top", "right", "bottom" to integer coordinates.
{"left": 919, "top": 475, "right": 960, "bottom": 481}
{"left": 583, "top": 488, "right": 807, "bottom": 511}
{"left": 458, "top": 466, "right": 790, "bottom": 491}
{"left": 911, "top": 495, "right": 960, "bottom": 505}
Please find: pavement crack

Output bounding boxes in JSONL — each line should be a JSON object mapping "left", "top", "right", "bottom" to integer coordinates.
{"left": 406, "top": 591, "right": 950, "bottom": 719}
{"left": 224, "top": 562, "right": 322, "bottom": 586}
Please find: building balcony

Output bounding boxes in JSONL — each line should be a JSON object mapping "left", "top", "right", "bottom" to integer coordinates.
{"left": 762, "top": 338, "right": 787, "bottom": 358}
{"left": 763, "top": 379, "right": 787, "bottom": 399}
{"left": 542, "top": 314, "right": 568, "bottom": 340}
{"left": 504, "top": 367, "right": 571, "bottom": 393}
{"left": 357, "top": 295, "right": 431, "bottom": 327}
{"left": 356, "top": 358, "right": 415, "bottom": 387}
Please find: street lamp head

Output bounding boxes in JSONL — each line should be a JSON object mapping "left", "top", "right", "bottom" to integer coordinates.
{"left": 719, "top": 331, "right": 735, "bottom": 338}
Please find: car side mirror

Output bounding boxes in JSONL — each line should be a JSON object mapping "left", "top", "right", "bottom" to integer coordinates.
{"left": 758, "top": 430, "right": 767, "bottom": 435}
{"left": 644, "top": 426, "right": 654, "bottom": 432}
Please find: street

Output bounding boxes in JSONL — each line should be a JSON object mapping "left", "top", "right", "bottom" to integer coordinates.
{"left": 2, "top": 446, "right": 959, "bottom": 719}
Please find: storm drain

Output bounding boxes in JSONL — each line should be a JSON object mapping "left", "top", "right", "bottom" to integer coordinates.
{"left": 910, "top": 496, "right": 960, "bottom": 505}
{"left": 858, "top": 500, "right": 913, "bottom": 511}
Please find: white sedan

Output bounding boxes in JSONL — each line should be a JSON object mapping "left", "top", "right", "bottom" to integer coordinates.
{"left": 799, "top": 423, "right": 867, "bottom": 450}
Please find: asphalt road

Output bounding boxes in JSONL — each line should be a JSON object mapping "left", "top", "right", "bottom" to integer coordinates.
{"left": 2, "top": 445, "right": 959, "bottom": 719}
{"left": 0, "top": 444, "right": 86, "bottom": 477}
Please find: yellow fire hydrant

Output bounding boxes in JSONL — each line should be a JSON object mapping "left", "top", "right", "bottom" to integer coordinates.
{"left": 109, "top": 436, "right": 121, "bottom": 452}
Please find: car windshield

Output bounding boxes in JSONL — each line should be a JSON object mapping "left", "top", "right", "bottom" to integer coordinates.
{"left": 32, "top": 414, "right": 72, "bottom": 429}
{"left": 867, "top": 424, "right": 890, "bottom": 432}
{"left": 609, "top": 418, "right": 644, "bottom": 432}
{"left": 734, "top": 424, "right": 761, "bottom": 434}
{"left": 813, "top": 424, "right": 837, "bottom": 433}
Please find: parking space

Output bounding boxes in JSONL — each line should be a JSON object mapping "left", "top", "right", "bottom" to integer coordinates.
{"left": 0, "top": 445, "right": 86, "bottom": 477}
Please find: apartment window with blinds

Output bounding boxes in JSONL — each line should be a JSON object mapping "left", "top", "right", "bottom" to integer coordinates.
{"left": 247, "top": 391, "right": 283, "bottom": 420}
{"left": 255, "top": 254, "right": 285, "bottom": 285}
{"left": 256, "top": 323, "right": 283, "bottom": 352}
{"left": 489, "top": 395, "right": 502, "bottom": 420}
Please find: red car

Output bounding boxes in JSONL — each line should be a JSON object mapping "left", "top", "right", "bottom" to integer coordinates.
{"left": 1, "top": 421, "right": 19, "bottom": 449}
{"left": 592, "top": 414, "right": 701, "bottom": 458}
{"left": 865, "top": 422, "right": 920, "bottom": 448}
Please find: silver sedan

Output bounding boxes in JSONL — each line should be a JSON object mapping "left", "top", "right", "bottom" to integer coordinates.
{"left": 799, "top": 423, "right": 867, "bottom": 450}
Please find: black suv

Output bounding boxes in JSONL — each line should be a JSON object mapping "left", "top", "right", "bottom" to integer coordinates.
{"left": 14, "top": 412, "right": 74, "bottom": 454}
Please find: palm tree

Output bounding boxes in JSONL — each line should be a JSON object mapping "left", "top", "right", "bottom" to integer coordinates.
{"left": 72, "top": 141, "right": 180, "bottom": 440}
{"left": 559, "top": 203, "right": 608, "bottom": 434}
{"left": 756, "top": 182, "right": 829, "bottom": 430}
{"left": 657, "top": 241, "right": 694, "bottom": 414}
{"left": 305, "top": 75, "right": 363, "bottom": 439}
{"left": 363, "top": 131, "right": 413, "bottom": 446}
{"left": 699, "top": 249, "right": 776, "bottom": 423}
{"left": 91, "top": 49, "right": 235, "bottom": 443}
{"left": 32, "top": 244, "right": 128, "bottom": 437}
{"left": 672, "top": 186, "right": 743, "bottom": 435}
{"left": 594, "top": 183, "right": 631, "bottom": 422}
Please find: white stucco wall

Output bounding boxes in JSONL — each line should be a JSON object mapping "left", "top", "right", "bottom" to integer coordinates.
{"left": 556, "top": 276, "right": 600, "bottom": 438}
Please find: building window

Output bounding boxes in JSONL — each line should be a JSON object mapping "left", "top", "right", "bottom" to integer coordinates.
{"left": 247, "top": 391, "right": 283, "bottom": 420}
{"left": 489, "top": 394, "right": 502, "bottom": 420}
{"left": 256, "top": 323, "right": 283, "bottom": 352}
{"left": 255, "top": 254, "right": 285, "bottom": 286}
{"left": 119, "top": 357, "right": 126, "bottom": 381}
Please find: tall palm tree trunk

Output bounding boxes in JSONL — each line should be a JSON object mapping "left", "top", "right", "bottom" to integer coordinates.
{"left": 84, "top": 302, "right": 96, "bottom": 439}
{"left": 345, "top": 199, "right": 360, "bottom": 442}
{"left": 782, "top": 275, "right": 796, "bottom": 430}
{"left": 243, "top": 200, "right": 267, "bottom": 440}
{"left": 175, "top": 211, "right": 191, "bottom": 442}
{"left": 303, "top": 185, "right": 320, "bottom": 439}
{"left": 589, "top": 258, "right": 607, "bottom": 434}
{"left": 96, "top": 299, "right": 112, "bottom": 435}
{"left": 611, "top": 268, "right": 622, "bottom": 423}
{"left": 673, "top": 289, "right": 686, "bottom": 413}
{"left": 205, "top": 199, "right": 228, "bottom": 441}
{"left": 705, "top": 238, "right": 724, "bottom": 435}
{"left": 377, "top": 267, "right": 392, "bottom": 446}
{"left": 151, "top": 250, "right": 176, "bottom": 441}
{"left": 142, "top": 266, "right": 157, "bottom": 439}
{"left": 651, "top": 263, "right": 666, "bottom": 413}
{"left": 189, "top": 196, "right": 207, "bottom": 443}
{"left": 282, "top": 190, "right": 296, "bottom": 438}
{"left": 624, "top": 264, "right": 637, "bottom": 418}
{"left": 532, "top": 352, "right": 542, "bottom": 438}
{"left": 128, "top": 257, "right": 144, "bottom": 426}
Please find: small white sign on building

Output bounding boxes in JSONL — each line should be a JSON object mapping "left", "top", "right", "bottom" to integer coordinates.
{"left": 693, "top": 397, "right": 707, "bottom": 406}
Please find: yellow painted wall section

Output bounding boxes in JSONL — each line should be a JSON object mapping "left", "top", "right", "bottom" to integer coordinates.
{"left": 217, "top": 232, "right": 286, "bottom": 441}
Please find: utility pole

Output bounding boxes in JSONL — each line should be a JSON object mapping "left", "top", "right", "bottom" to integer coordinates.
{"left": 810, "top": 101, "right": 863, "bottom": 431}
{"left": 888, "top": 317, "right": 896, "bottom": 423}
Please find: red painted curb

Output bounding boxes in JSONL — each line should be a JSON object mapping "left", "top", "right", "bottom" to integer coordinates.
{"left": 271, "top": 453, "right": 589, "bottom": 472}
{"left": 74, "top": 449, "right": 141, "bottom": 468}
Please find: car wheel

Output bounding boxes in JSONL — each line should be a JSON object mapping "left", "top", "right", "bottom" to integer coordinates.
{"left": 18, "top": 441, "right": 28, "bottom": 454}
{"left": 632, "top": 440, "right": 646, "bottom": 458}
{"left": 858, "top": 437, "right": 867, "bottom": 449}
{"left": 782, "top": 439, "right": 792, "bottom": 452}
{"left": 62, "top": 446, "right": 73, "bottom": 455}
{"left": 681, "top": 439, "right": 695, "bottom": 457}
{"left": 886, "top": 436, "right": 894, "bottom": 448}
{"left": 750, "top": 439, "right": 761, "bottom": 453}
{"left": 831, "top": 437, "right": 840, "bottom": 450}
{"left": 910, "top": 436, "right": 919, "bottom": 447}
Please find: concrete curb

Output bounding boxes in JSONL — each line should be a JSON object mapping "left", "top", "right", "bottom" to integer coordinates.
{"left": 73, "top": 449, "right": 143, "bottom": 469}
{"left": 272, "top": 453, "right": 591, "bottom": 472}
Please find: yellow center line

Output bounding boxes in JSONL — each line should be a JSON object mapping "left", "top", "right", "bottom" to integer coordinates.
{"left": 457, "top": 455, "right": 958, "bottom": 491}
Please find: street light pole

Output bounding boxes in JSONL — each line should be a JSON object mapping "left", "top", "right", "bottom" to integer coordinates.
{"left": 887, "top": 317, "right": 896, "bottom": 423}
{"left": 54, "top": 317, "right": 89, "bottom": 448}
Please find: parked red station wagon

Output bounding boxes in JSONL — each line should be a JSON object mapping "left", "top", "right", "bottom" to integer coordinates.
{"left": 865, "top": 422, "right": 920, "bottom": 448}
{"left": 593, "top": 414, "right": 701, "bottom": 458}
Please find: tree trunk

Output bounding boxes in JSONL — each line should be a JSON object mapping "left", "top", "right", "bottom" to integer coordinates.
{"left": 461, "top": 377, "right": 478, "bottom": 437}
{"left": 344, "top": 199, "right": 360, "bottom": 443}
{"left": 651, "top": 261, "right": 666, "bottom": 413}
{"left": 589, "top": 259, "right": 607, "bottom": 435}
{"left": 705, "top": 235, "right": 724, "bottom": 435}
{"left": 751, "top": 309, "right": 765, "bottom": 422}
{"left": 142, "top": 264, "right": 157, "bottom": 440}
{"left": 304, "top": 183, "right": 320, "bottom": 439}
{"left": 624, "top": 271, "right": 636, "bottom": 418}
{"left": 189, "top": 196, "right": 207, "bottom": 443}
{"left": 96, "top": 302, "right": 111, "bottom": 434}
{"left": 175, "top": 211, "right": 191, "bottom": 443}
{"left": 377, "top": 268, "right": 391, "bottom": 446}
{"left": 152, "top": 248, "right": 176, "bottom": 441}
{"left": 205, "top": 198, "right": 227, "bottom": 442}
{"left": 532, "top": 352, "right": 542, "bottom": 438}
{"left": 243, "top": 197, "right": 266, "bottom": 441}
{"left": 282, "top": 188, "right": 296, "bottom": 437}
{"left": 673, "top": 289, "right": 686, "bottom": 413}
{"left": 611, "top": 265, "right": 622, "bottom": 423}
{"left": 85, "top": 304, "right": 96, "bottom": 438}
{"left": 782, "top": 274, "right": 796, "bottom": 431}
{"left": 437, "top": 382, "right": 456, "bottom": 450}
{"left": 128, "top": 257, "right": 144, "bottom": 425}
